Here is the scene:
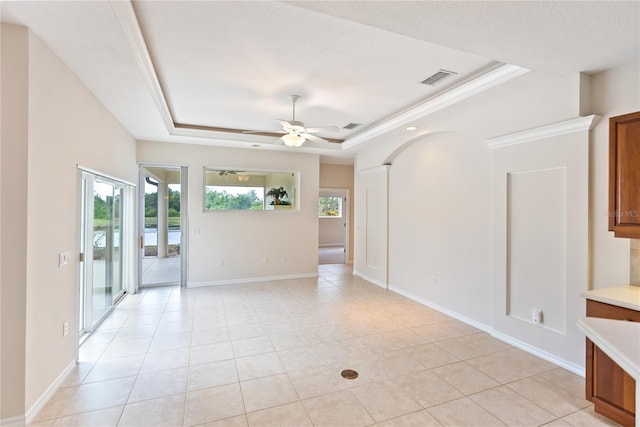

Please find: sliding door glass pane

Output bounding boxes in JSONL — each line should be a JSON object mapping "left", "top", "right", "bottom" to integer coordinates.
{"left": 92, "top": 181, "right": 114, "bottom": 326}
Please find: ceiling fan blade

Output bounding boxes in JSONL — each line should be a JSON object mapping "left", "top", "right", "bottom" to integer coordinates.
{"left": 276, "top": 119, "right": 292, "bottom": 128}
{"left": 242, "top": 130, "right": 287, "bottom": 136}
{"left": 304, "top": 126, "right": 340, "bottom": 133}
{"left": 301, "top": 133, "right": 331, "bottom": 144}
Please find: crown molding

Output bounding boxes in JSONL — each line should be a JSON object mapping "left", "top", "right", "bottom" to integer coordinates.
{"left": 357, "top": 164, "right": 390, "bottom": 175}
{"left": 485, "top": 115, "right": 600, "bottom": 149}
{"left": 342, "top": 63, "right": 530, "bottom": 150}
{"left": 111, "top": 0, "right": 176, "bottom": 134}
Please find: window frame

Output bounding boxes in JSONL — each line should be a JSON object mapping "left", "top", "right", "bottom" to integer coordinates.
{"left": 203, "top": 167, "right": 300, "bottom": 212}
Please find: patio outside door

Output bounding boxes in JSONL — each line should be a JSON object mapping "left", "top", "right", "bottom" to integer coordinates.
{"left": 140, "top": 165, "right": 187, "bottom": 287}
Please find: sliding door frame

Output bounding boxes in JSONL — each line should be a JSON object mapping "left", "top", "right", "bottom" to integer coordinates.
{"left": 77, "top": 167, "right": 135, "bottom": 346}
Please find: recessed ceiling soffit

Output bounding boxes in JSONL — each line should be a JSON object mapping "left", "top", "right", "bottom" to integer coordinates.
{"left": 113, "top": 1, "right": 528, "bottom": 150}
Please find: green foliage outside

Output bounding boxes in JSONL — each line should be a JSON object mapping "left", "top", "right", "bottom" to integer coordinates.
{"left": 93, "top": 195, "right": 121, "bottom": 227}
{"left": 145, "top": 188, "right": 180, "bottom": 217}
{"left": 94, "top": 195, "right": 109, "bottom": 219}
{"left": 145, "top": 187, "right": 181, "bottom": 229}
{"left": 205, "top": 188, "right": 263, "bottom": 210}
{"left": 319, "top": 196, "right": 342, "bottom": 217}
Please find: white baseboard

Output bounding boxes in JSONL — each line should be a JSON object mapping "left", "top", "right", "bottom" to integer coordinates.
{"left": 353, "top": 269, "right": 387, "bottom": 289}
{"left": 0, "top": 415, "right": 26, "bottom": 427}
{"left": 387, "top": 284, "right": 584, "bottom": 377}
{"left": 319, "top": 243, "right": 344, "bottom": 248}
{"left": 491, "top": 330, "right": 585, "bottom": 377}
{"left": 187, "top": 272, "right": 319, "bottom": 288}
{"left": 388, "top": 285, "right": 491, "bottom": 333}
{"left": 24, "top": 359, "right": 76, "bottom": 425}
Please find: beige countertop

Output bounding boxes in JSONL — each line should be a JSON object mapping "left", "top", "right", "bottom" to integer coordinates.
{"left": 582, "top": 285, "right": 640, "bottom": 311}
{"left": 577, "top": 317, "right": 640, "bottom": 427}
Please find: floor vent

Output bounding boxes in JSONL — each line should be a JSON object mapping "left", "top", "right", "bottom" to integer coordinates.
{"left": 420, "top": 69, "right": 457, "bottom": 86}
{"left": 341, "top": 369, "right": 359, "bottom": 379}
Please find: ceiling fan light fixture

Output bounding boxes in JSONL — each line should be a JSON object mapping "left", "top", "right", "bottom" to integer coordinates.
{"left": 282, "top": 133, "right": 305, "bottom": 147}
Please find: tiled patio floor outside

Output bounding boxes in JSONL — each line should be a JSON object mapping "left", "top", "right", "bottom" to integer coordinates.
{"left": 142, "top": 256, "right": 180, "bottom": 286}
{"left": 31, "top": 264, "right": 618, "bottom": 426}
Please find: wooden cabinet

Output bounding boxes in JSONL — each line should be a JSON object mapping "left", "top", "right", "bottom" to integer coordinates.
{"left": 586, "top": 299, "right": 638, "bottom": 427}
{"left": 609, "top": 111, "right": 640, "bottom": 238}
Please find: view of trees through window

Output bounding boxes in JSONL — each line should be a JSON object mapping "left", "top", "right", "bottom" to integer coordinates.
{"left": 145, "top": 185, "right": 181, "bottom": 229}
{"left": 204, "top": 169, "right": 297, "bottom": 211}
{"left": 205, "top": 186, "right": 264, "bottom": 210}
{"left": 93, "top": 194, "right": 120, "bottom": 225}
{"left": 319, "top": 196, "right": 342, "bottom": 217}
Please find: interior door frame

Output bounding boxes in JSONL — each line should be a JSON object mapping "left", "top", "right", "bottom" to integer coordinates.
{"left": 138, "top": 163, "right": 188, "bottom": 288}
{"left": 319, "top": 187, "right": 351, "bottom": 264}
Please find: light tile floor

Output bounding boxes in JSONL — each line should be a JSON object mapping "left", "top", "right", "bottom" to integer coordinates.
{"left": 31, "top": 264, "right": 620, "bottom": 427}
{"left": 318, "top": 246, "right": 345, "bottom": 265}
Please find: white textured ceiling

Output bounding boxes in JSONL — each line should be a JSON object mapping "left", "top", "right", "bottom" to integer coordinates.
{"left": 2, "top": 1, "right": 638, "bottom": 163}
{"left": 291, "top": 1, "right": 640, "bottom": 75}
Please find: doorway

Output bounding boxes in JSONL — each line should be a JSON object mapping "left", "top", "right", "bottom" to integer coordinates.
{"left": 79, "top": 169, "right": 134, "bottom": 339}
{"left": 318, "top": 188, "right": 350, "bottom": 265}
{"left": 140, "top": 165, "right": 187, "bottom": 287}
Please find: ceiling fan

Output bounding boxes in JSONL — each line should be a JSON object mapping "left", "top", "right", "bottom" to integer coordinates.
{"left": 212, "top": 169, "right": 250, "bottom": 182}
{"left": 247, "top": 95, "right": 339, "bottom": 147}
{"left": 213, "top": 169, "right": 238, "bottom": 176}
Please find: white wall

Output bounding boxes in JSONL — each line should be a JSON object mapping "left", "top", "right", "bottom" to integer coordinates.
{"left": 354, "top": 165, "right": 389, "bottom": 287}
{"left": 356, "top": 71, "right": 585, "bottom": 171}
{"left": 0, "top": 23, "right": 3, "bottom": 424}
{"left": 319, "top": 218, "right": 345, "bottom": 247}
{"left": 388, "top": 132, "right": 492, "bottom": 324}
{"left": 1, "top": 24, "right": 138, "bottom": 422}
{"left": 1, "top": 24, "right": 29, "bottom": 422}
{"left": 137, "top": 141, "right": 320, "bottom": 285}
{"left": 355, "top": 64, "right": 639, "bottom": 371}
{"left": 589, "top": 60, "right": 640, "bottom": 289}
{"left": 490, "top": 126, "right": 590, "bottom": 370}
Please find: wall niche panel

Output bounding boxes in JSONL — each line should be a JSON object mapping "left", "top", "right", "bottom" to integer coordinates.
{"left": 507, "top": 167, "right": 567, "bottom": 334}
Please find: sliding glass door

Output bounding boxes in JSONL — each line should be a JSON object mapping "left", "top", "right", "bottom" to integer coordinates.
{"left": 91, "top": 180, "right": 123, "bottom": 325}
{"left": 79, "top": 171, "right": 132, "bottom": 338}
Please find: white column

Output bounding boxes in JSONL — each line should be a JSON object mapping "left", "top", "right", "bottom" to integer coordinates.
{"left": 158, "top": 181, "right": 168, "bottom": 258}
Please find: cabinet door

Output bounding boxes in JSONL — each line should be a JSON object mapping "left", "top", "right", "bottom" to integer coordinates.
{"left": 585, "top": 300, "right": 637, "bottom": 427}
{"left": 609, "top": 111, "right": 640, "bottom": 238}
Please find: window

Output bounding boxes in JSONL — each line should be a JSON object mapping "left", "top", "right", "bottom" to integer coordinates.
{"left": 203, "top": 168, "right": 298, "bottom": 211}
{"left": 319, "top": 196, "right": 342, "bottom": 217}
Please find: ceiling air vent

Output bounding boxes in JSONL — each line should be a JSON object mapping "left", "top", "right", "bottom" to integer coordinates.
{"left": 343, "top": 122, "right": 362, "bottom": 130}
{"left": 420, "top": 69, "right": 457, "bottom": 86}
